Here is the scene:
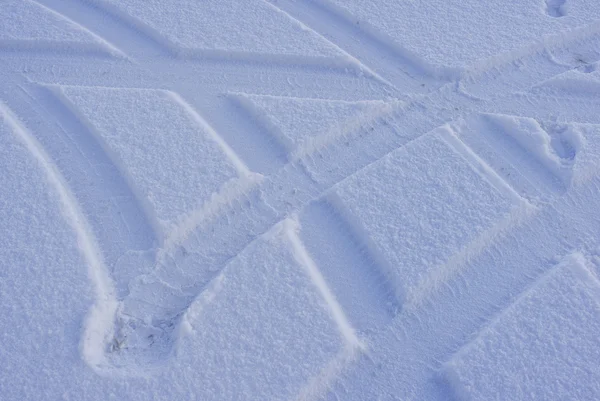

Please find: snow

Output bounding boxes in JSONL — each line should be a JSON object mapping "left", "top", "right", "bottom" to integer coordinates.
{"left": 481, "top": 113, "right": 579, "bottom": 185}
{"left": 53, "top": 85, "right": 251, "bottom": 236}
{"left": 331, "top": 129, "right": 526, "bottom": 307}
{"left": 1, "top": 0, "right": 86, "bottom": 43}
{"left": 445, "top": 253, "right": 600, "bottom": 401}
{"left": 2, "top": 0, "right": 600, "bottom": 399}
{"left": 532, "top": 67, "right": 600, "bottom": 96}
{"left": 0, "top": 0, "right": 117, "bottom": 54}
{"left": 0, "top": 104, "right": 101, "bottom": 400}
{"left": 234, "top": 93, "right": 394, "bottom": 158}
{"left": 317, "top": 0, "right": 600, "bottom": 73}
{"left": 92, "top": 0, "right": 349, "bottom": 62}
{"left": 176, "top": 219, "right": 359, "bottom": 401}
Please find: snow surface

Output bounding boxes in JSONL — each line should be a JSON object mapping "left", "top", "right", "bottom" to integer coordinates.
{"left": 233, "top": 93, "right": 394, "bottom": 158}
{"left": 2, "top": 0, "right": 600, "bottom": 400}
{"left": 445, "top": 253, "right": 600, "bottom": 401}
{"left": 91, "top": 0, "right": 349, "bottom": 62}
{"left": 0, "top": 0, "right": 116, "bottom": 54}
{"left": 53, "top": 85, "right": 251, "bottom": 235}
{"left": 318, "top": 0, "right": 600, "bottom": 73}
{"left": 330, "top": 129, "right": 526, "bottom": 307}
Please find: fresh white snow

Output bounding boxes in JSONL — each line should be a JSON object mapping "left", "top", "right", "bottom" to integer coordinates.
{"left": 445, "top": 253, "right": 600, "bottom": 401}
{"left": 1, "top": 0, "right": 600, "bottom": 400}
{"left": 0, "top": 0, "right": 119, "bottom": 55}
{"left": 90, "top": 0, "right": 354, "bottom": 65}
{"left": 330, "top": 128, "right": 529, "bottom": 308}
{"left": 233, "top": 93, "right": 395, "bottom": 158}
{"left": 53, "top": 85, "right": 252, "bottom": 236}
{"left": 317, "top": 0, "right": 600, "bottom": 74}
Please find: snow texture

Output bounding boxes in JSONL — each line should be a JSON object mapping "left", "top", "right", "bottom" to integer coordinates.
{"left": 2, "top": 0, "right": 600, "bottom": 399}
{"left": 318, "top": 0, "right": 600, "bottom": 72}
{"left": 445, "top": 254, "right": 600, "bottom": 401}
{"left": 93, "top": 0, "right": 348, "bottom": 61}
{"left": 234, "top": 93, "right": 393, "bottom": 157}
{"left": 331, "top": 130, "right": 524, "bottom": 306}
{"left": 54, "top": 85, "right": 249, "bottom": 235}
{"left": 176, "top": 220, "right": 359, "bottom": 401}
{"left": 0, "top": 0, "right": 117, "bottom": 54}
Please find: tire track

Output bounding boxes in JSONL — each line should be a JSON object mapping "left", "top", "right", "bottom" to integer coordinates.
{"left": 0, "top": 0, "right": 123, "bottom": 58}
{"left": 3, "top": 4, "right": 600, "bottom": 396}
{"left": 325, "top": 173, "right": 600, "bottom": 401}
{"left": 7, "top": 81, "right": 158, "bottom": 270}
{"left": 34, "top": 0, "right": 166, "bottom": 58}
{"left": 0, "top": 101, "right": 118, "bottom": 373}
{"left": 70, "top": 0, "right": 376, "bottom": 76}
{"left": 268, "top": 0, "right": 455, "bottom": 91}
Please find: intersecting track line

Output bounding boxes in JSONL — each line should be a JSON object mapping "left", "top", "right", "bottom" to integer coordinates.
{"left": 147, "top": 61, "right": 600, "bottom": 325}
{"left": 159, "top": 173, "right": 264, "bottom": 258}
{"left": 327, "top": 173, "right": 600, "bottom": 401}
{"left": 8, "top": 24, "right": 600, "bottom": 304}
{"left": 0, "top": 40, "right": 118, "bottom": 59}
{"left": 492, "top": 93, "right": 600, "bottom": 125}
{"left": 4, "top": 57, "right": 390, "bottom": 102}
{"left": 457, "top": 21, "right": 600, "bottom": 99}
{"left": 470, "top": 19, "right": 600, "bottom": 79}
{"left": 8, "top": 23, "right": 600, "bottom": 311}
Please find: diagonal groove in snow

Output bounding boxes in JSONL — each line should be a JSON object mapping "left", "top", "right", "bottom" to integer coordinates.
{"left": 0, "top": 0, "right": 124, "bottom": 58}
{"left": 70, "top": 0, "right": 374, "bottom": 73}
{"left": 12, "top": 40, "right": 596, "bottom": 376}
{"left": 320, "top": 191, "right": 403, "bottom": 311}
{"left": 261, "top": 0, "right": 391, "bottom": 86}
{"left": 268, "top": 0, "right": 456, "bottom": 88}
{"left": 159, "top": 173, "right": 264, "bottom": 256}
{"left": 467, "top": 20, "right": 600, "bottom": 80}
{"left": 4, "top": 1, "right": 600, "bottom": 397}
{"left": 290, "top": 101, "right": 399, "bottom": 162}
{"left": 23, "top": 0, "right": 125, "bottom": 57}
{"left": 404, "top": 204, "right": 537, "bottom": 311}
{"left": 442, "top": 124, "right": 531, "bottom": 205}
{"left": 443, "top": 252, "right": 600, "bottom": 400}
{"left": 166, "top": 91, "right": 251, "bottom": 176}
{"left": 33, "top": 0, "right": 167, "bottom": 57}
{"left": 79, "top": 0, "right": 183, "bottom": 57}
{"left": 8, "top": 80, "right": 159, "bottom": 271}
{"left": 46, "top": 84, "right": 165, "bottom": 244}
{"left": 283, "top": 217, "right": 364, "bottom": 349}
